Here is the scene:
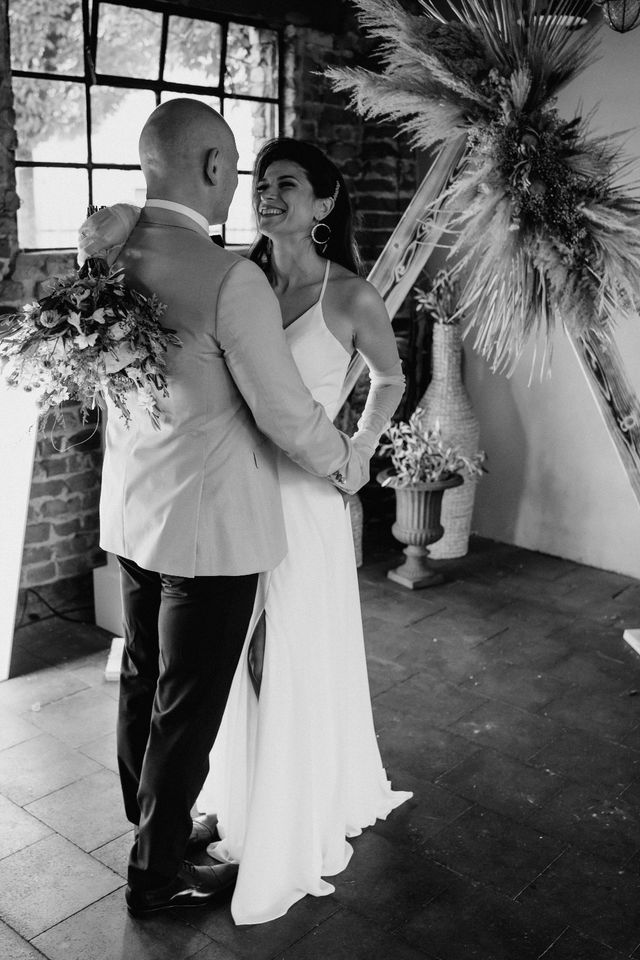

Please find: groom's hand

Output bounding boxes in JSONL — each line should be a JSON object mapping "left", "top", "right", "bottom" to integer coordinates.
{"left": 329, "top": 438, "right": 371, "bottom": 495}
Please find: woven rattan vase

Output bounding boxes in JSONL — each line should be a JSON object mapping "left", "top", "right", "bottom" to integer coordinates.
{"left": 418, "top": 324, "right": 480, "bottom": 558}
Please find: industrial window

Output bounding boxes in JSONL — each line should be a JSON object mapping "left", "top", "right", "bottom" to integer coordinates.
{"left": 9, "top": 0, "right": 284, "bottom": 249}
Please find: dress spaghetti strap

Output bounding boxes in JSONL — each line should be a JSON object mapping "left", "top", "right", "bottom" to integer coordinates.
{"left": 318, "top": 259, "right": 331, "bottom": 304}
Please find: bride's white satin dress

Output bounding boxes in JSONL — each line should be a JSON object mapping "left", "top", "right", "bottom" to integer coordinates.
{"left": 198, "top": 261, "right": 411, "bottom": 925}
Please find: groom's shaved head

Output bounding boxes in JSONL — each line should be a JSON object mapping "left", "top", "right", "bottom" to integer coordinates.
{"left": 139, "top": 99, "right": 235, "bottom": 184}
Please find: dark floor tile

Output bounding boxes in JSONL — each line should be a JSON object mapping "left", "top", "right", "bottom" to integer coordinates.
{"left": 436, "top": 750, "right": 567, "bottom": 821}
{"left": 182, "top": 892, "right": 340, "bottom": 960}
{"left": 363, "top": 590, "right": 447, "bottom": 627}
{"left": 21, "top": 687, "right": 118, "bottom": 748}
{"left": 526, "top": 782, "right": 640, "bottom": 865}
{"left": 542, "top": 686, "right": 639, "bottom": 744}
{"left": 31, "top": 888, "right": 214, "bottom": 960}
{"left": 486, "top": 599, "right": 576, "bottom": 634}
{"left": 373, "top": 672, "right": 487, "bottom": 729}
{"left": 539, "top": 927, "right": 628, "bottom": 959}
{"left": 363, "top": 617, "right": 419, "bottom": 663}
{"left": 547, "top": 649, "right": 639, "bottom": 695}
{"left": 475, "top": 627, "right": 572, "bottom": 672}
{"left": 0, "top": 793, "right": 52, "bottom": 860}
{"left": 374, "top": 705, "right": 481, "bottom": 783}
{"left": 0, "top": 733, "right": 101, "bottom": 805}
{"left": 399, "top": 876, "right": 564, "bottom": 960}
{"left": 436, "top": 580, "right": 513, "bottom": 619}
{"left": 0, "top": 833, "right": 123, "bottom": 939}
{"left": 330, "top": 830, "right": 452, "bottom": 931}
{"left": 449, "top": 699, "right": 562, "bottom": 761}
{"left": 424, "top": 805, "right": 565, "bottom": 898}
{"left": 366, "top": 656, "right": 415, "bottom": 698}
{"left": 25, "top": 768, "right": 130, "bottom": 852}
{"left": 459, "top": 663, "right": 573, "bottom": 712}
{"left": 398, "top": 633, "right": 499, "bottom": 685}
{"left": 280, "top": 907, "right": 433, "bottom": 960}
{"left": 504, "top": 553, "right": 579, "bottom": 583}
{"left": 16, "top": 619, "right": 111, "bottom": 667}
{"left": 545, "top": 618, "right": 632, "bottom": 656}
{"left": 529, "top": 730, "right": 640, "bottom": 793}
{"left": 371, "top": 772, "right": 471, "bottom": 851}
{"left": 516, "top": 849, "right": 640, "bottom": 953}
{"left": 407, "top": 611, "right": 506, "bottom": 648}
{"left": 0, "top": 920, "right": 48, "bottom": 960}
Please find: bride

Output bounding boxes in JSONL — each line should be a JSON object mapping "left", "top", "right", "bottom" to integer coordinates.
{"left": 198, "top": 138, "right": 411, "bottom": 925}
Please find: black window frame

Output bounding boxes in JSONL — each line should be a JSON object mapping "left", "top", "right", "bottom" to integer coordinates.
{"left": 10, "top": 0, "right": 286, "bottom": 251}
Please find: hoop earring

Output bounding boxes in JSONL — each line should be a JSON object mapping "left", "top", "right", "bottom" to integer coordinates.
{"left": 311, "top": 221, "right": 331, "bottom": 249}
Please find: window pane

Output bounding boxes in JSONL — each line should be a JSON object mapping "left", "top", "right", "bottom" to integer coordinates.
{"left": 160, "top": 91, "right": 221, "bottom": 113}
{"left": 13, "top": 77, "right": 87, "bottom": 162}
{"left": 9, "top": 0, "right": 84, "bottom": 75}
{"left": 92, "top": 169, "right": 147, "bottom": 209}
{"left": 16, "top": 166, "right": 88, "bottom": 249}
{"left": 226, "top": 99, "right": 277, "bottom": 171}
{"left": 96, "top": 3, "right": 162, "bottom": 80}
{"left": 91, "top": 87, "right": 157, "bottom": 164}
{"left": 226, "top": 24, "right": 278, "bottom": 99}
{"left": 164, "top": 16, "right": 222, "bottom": 86}
{"left": 225, "top": 174, "right": 256, "bottom": 246}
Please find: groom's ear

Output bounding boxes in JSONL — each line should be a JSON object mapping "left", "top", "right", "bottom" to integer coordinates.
{"left": 205, "top": 147, "right": 219, "bottom": 186}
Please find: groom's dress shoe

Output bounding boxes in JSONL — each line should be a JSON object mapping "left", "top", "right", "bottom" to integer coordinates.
{"left": 126, "top": 860, "right": 238, "bottom": 916}
{"left": 187, "top": 813, "right": 220, "bottom": 851}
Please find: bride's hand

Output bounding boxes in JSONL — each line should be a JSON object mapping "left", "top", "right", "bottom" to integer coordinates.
{"left": 77, "top": 203, "right": 141, "bottom": 267}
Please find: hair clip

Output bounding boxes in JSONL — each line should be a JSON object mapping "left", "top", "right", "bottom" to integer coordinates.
{"left": 332, "top": 181, "right": 340, "bottom": 202}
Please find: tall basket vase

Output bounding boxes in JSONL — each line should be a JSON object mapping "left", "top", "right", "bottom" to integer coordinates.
{"left": 418, "top": 323, "right": 480, "bottom": 558}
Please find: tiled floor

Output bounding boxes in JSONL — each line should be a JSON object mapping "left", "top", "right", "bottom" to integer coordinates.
{"left": 1, "top": 537, "right": 640, "bottom": 960}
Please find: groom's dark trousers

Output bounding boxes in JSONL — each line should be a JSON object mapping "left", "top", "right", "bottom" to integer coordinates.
{"left": 116, "top": 555, "right": 258, "bottom": 892}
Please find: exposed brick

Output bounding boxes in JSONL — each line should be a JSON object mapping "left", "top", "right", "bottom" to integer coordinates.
{"left": 28, "top": 479, "right": 68, "bottom": 501}
{"left": 22, "top": 544, "right": 53, "bottom": 566}
{"left": 20, "top": 561, "right": 57, "bottom": 587}
{"left": 62, "top": 474, "right": 97, "bottom": 495}
{"left": 56, "top": 551, "right": 104, "bottom": 579}
{"left": 39, "top": 496, "right": 84, "bottom": 519}
{"left": 52, "top": 518, "right": 83, "bottom": 538}
{"left": 23, "top": 522, "right": 52, "bottom": 544}
{"left": 52, "top": 532, "right": 100, "bottom": 559}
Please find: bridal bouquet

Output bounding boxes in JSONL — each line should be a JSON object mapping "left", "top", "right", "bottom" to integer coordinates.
{"left": 0, "top": 258, "right": 180, "bottom": 429}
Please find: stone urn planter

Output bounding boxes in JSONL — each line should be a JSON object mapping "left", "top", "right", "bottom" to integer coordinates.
{"left": 378, "top": 469, "right": 463, "bottom": 588}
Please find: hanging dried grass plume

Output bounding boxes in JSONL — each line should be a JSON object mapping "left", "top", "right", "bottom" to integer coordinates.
{"left": 329, "top": 0, "right": 640, "bottom": 375}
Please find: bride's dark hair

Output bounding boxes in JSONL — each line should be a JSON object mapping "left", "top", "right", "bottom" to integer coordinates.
{"left": 248, "top": 138, "right": 362, "bottom": 279}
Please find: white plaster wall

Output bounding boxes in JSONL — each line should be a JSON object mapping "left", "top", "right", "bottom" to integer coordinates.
{"left": 464, "top": 22, "right": 640, "bottom": 577}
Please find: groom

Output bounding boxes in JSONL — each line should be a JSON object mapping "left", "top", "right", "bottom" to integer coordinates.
{"left": 100, "top": 99, "right": 370, "bottom": 915}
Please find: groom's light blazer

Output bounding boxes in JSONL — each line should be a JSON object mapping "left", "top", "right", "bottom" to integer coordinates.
{"left": 99, "top": 205, "right": 353, "bottom": 577}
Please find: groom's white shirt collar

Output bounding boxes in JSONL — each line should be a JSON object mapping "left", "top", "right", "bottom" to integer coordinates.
{"left": 145, "top": 199, "right": 210, "bottom": 236}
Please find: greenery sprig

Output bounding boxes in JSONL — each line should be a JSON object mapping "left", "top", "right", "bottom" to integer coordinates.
{"left": 379, "top": 408, "right": 486, "bottom": 486}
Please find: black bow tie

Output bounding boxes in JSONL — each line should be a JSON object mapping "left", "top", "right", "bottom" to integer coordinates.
{"left": 210, "top": 234, "right": 224, "bottom": 248}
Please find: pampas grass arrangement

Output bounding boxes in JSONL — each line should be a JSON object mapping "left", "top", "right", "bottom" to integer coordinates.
{"left": 329, "top": 0, "right": 640, "bottom": 374}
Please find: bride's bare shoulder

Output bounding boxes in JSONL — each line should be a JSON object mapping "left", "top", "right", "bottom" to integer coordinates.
{"left": 327, "top": 265, "right": 387, "bottom": 325}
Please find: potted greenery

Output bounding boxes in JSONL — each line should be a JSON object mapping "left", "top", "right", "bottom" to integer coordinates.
{"left": 378, "top": 408, "right": 485, "bottom": 589}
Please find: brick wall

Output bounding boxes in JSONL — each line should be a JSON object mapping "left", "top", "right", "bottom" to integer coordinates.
{"left": 1, "top": 3, "right": 416, "bottom": 603}
{"left": 4, "top": 251, "right": 104, "bottom": 591}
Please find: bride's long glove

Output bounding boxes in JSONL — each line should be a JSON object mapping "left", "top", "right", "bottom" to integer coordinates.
{"left": 77, "top": 203, "right": 141, "bottom": 267}
{"left": 351, "top": 359, "right": 406, "bottom": 460}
